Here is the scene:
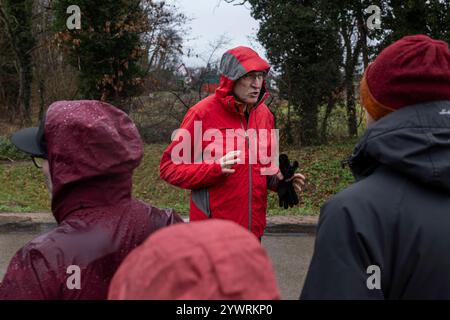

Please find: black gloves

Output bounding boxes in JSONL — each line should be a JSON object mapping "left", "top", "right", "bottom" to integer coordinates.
{"left": 277, "top": 154, "right": 300, "bottom": 209}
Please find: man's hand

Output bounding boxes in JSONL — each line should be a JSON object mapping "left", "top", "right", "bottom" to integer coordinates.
{"left": 218, "top": 150, "right": 241, "bottom": 175}
{"left": 286, "top": 173, "right": 306, "bottom": 194}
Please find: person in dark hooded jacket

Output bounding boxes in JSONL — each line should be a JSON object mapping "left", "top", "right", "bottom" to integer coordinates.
{"left": 301, "top": 35, "right": 450, "bottom": 299}
{"left": 0, "top": 100, "right": 183, "bottom": 300}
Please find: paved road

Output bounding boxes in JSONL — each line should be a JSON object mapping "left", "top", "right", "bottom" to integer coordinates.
{"left": 262, "top": 233, "right": 315, "bottom": 299}
{"left": 0, "top": 227, "right": 316, "bottom": 300}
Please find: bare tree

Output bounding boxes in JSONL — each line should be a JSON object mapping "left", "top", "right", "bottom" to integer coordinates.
{"left": 195, "top": 34, "right": 230, "bottom": 100}
{"left": 0, "top": 0, "right": 35, "bottom": 125}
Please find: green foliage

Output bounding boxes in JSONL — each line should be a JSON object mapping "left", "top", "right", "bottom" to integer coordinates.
{"left": 133, "top": 144, "right": 191, "bottom": 213}
{"left": 0, "top": 0, "right": 35, "bottom": 123}
{"left": 0, "top": 137, "right": 29, "bottom": 161}
{"left": 246, "top": 0, "right": 342, "bottom": 146}
{"left": 232, "top": 0, "right": 450, "bottom": 146}
{"left": 267, "top": 141, "right": 356, "bottom": 215}
{"left": 0, "top": 143, "right": 357, "bottom": 215}
{"left": 3, "top": 0, "right": 34, "bottom": 57}
{"left": 0, "top": 162, "right": 50, "bottom": 213}
{"left": 380, "top": 0, "right": 450, "bottom": 49}
{"left": 52, "top": 0, "right": 149, "bottom": 104}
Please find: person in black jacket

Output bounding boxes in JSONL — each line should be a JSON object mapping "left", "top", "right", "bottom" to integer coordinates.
{"left": 301, "top": 35, "right": 450, "bottom": 299}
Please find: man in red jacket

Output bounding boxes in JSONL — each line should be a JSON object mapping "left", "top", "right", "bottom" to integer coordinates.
{"left": 0, "top": 100, "right": 183, "bottom": 300}
{"left": 160, "top": 46, "right": 305, "bottom": 239}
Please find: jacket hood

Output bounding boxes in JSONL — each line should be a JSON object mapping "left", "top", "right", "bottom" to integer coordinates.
{"left": 108, "top": 219, "right": 281, "bottom": 300}
{"left": 215, "top": 46, "right": 271, "bottom": 112}
{"left": 348, "top": 100, "right": 450, "bottom": 192}
{"left": 45, "top": 100, "right": 143, "bottom": 223}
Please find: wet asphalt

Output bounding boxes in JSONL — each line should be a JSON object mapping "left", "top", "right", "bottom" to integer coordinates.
{"left": 0, "top": 226, "right": 316, "bottom": 300}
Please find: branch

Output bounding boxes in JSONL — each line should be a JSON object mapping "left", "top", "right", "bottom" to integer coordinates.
{"left": 0, "top": 156, "right": 14, "bottom": 162}
{"left": 223, "top": 0, "right": 248, "bottom": 5}
{"left": 26, "top": 43, "right": 46, "bottom": 56}
{"left": 0, "top": 5, "right": 21, "bottom": 62}
{"left": 170, "top": 91, "right": 190, "bottom": 110}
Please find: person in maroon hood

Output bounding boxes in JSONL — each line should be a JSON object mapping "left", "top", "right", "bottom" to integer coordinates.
{"left": 160, "top": 46, "right": 305, "bottom": 240}
{"left": 0, "top": 100, "right": 183, "bottom": 300}
{"left": 108, "top": 219, "right": 281, "bottom": 300}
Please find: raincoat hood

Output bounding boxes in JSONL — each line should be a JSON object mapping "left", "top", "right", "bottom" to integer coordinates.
{"left": 0, "top": 100, "right": 185, "bottom": 300}
{"left": 348, "top": 100, "right": 450, "bottom": 192}
{"left": 108, "top": 220, "right": 281, "bottom": 300}
{"left": 215, "top": 46, "right": 271, "bottom": 112}
{"left": 45, "top": 100, "right": 143, "bottom": 223}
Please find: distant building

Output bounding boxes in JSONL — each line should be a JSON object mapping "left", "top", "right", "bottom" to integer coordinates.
{"left": 201, "top": 74, "right": 220, "bottom": 94}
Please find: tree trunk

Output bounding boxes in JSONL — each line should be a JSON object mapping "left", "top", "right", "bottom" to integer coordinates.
{"left": 21, "top": 57, "right": 32, "bottom": 125}
{"left": 357, "top": 10, "right": 369, "bottom": 69}
{"left": 298, "top": 102, "right": 319, "bottom": 146}
{"left": 0, "top": 1, "right": 34, "bottom": 125}
{"left": 285, "top": 76, "right": 293, "bottom": 145}
{"left": 320, "top": 93, "right": 335, "bottom": 143}
{"left": 38, "top": 78, "right": 45, "bottom": 121}
{"left": 16, "top": 58, "right": 32, "bottom": 126}
{"left": 341, "top": 23, "right": 361, "bottom": 138}
{"left": 346, "top": 80, "right": 357, "bottom": 137}
{"left": 16, "top": 62, "right": 25, "bottom": 124}
{"left": 286, "top": 101, "right": 293, "bottom": 145}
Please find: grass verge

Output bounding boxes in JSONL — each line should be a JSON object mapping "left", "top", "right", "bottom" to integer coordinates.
{"left": 0, "top": 142, "right": 357, "bottom": 215}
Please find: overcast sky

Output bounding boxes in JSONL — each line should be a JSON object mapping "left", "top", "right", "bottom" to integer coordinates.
{"left": 167, "top": 0, "right": 267, "bottom": 67}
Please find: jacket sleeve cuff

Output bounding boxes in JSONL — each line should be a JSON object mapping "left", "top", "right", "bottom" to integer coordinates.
{"left": 267, "top": 174, "right": 280, "bottom": 192}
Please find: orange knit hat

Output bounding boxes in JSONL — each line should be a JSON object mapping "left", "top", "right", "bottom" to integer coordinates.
{"left": 360, "top": 70, "right": 395, "bottom": 121}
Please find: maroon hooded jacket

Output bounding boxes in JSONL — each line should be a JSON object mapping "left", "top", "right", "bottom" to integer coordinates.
{"left": 0, "top": 100, "right": 183, "bottom": 300}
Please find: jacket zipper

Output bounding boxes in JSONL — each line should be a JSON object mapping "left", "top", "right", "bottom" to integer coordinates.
{"left": 239, "top": 113, "right": 252, "bottom": 232}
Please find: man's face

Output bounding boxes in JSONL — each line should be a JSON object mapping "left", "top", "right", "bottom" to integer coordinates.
{"left": 232, "top": 71, "right": 266, "bottom": 105}
{"left": 42, "top": 160, "right": 53, "bottom": 198}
